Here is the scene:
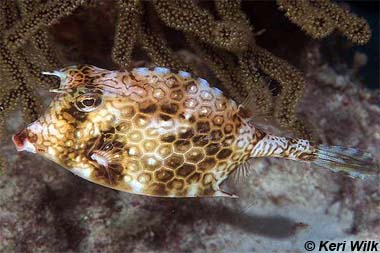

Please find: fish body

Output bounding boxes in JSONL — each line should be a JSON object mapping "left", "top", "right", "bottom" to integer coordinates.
{"left": 12, "top": 65, "right": 379, "bottom": 197}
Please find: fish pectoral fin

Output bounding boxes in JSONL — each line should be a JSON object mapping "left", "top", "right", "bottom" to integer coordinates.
{"left": 230, "top": 160, "right": 252, "bottom": 185}
{"left": 214, "top": 189, "right": 239, "bottom": 198}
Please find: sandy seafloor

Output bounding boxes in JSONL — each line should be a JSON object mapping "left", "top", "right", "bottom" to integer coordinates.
{"left": 0, "top": 49, "right": 379, "bottom": 253}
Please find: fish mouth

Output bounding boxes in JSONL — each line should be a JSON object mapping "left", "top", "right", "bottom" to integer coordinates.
{"left": 12, "top": 130, "right": 36, "bottom": 153}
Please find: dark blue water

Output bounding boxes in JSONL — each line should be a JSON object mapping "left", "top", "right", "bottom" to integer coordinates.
{"left": 349, "top": 1, "right": 379, "bottom": 89}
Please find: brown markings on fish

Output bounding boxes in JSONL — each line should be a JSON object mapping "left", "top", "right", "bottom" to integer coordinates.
{"left": 14, "top": 65, "right": 324, "bottom": 198}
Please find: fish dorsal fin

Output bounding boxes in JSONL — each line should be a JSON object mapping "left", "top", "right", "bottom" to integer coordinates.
{"left": 239, "top": 93, "right": 294, "bottom": 136}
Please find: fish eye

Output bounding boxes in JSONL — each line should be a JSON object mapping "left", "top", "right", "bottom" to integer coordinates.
{"left": 103, "top": 143, "right": 113, "bottom": 151}
{"left": 75, "top": 93, "right": 102, "bottom": 112}
{"left": 82, "top": 98, "right": 95, "bottom": 106}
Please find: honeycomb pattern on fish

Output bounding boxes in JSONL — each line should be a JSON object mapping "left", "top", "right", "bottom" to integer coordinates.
{"left": 22, "top": 65, "right": 259, "bottom": 197}
{"left": 14, "top": 65, "right": 379, "bottom": 198}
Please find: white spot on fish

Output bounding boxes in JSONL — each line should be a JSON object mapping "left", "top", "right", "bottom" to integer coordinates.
{"left": 153, "top": 67, "right": 170, "bottom": 74}
{"left": 16, "top": 138, "right": 36, "bottom": 153}
{"left": 237, "top": 140, "right": 246, "bottom": 148}
{"left": 187, "top": 184, "right": 198, "bottom": 197}
{"left": 183, "top": 112, "right": 192, "bottom": 120}
{"left": 229, "top": 99, "right": 237, "bottom": 108}
{"left": 184, "top": 99, "right": 197, "bottom": 108}
{"left": 71, "top": 167, "right": 92, "bottom": 179}
{"left": 197, "top": 78, "right": 209, "bottom": 89}
{"left": 47, "top": 147, "right": 56, "bottom": 157}
{"left": 161, "top": 119, "right": 174, "bottom": 128}
{"left": 200, "top": 91, "right": 213, "bottom": 100}
{"left": 128, "top": 147, "right": 138, "bottom": 156}
{"left": 28, "top": 122, "right": 44, "bottom": 134}
{"left": 178, "top": 70, "right": 191, "bottom": 78}
{"left": 129, "top": 180, "right": 143, "bottom": 193}
{"left": 199, "top": 107, "right": 210, "bottom": 116}
{"left": 146, "top": 119, "right": 190, "bottom": 136}
{"left": 75, "top": 131, "right": 82, "bottom": 138}
{"left": 135, "top": 67, "right": 149, "bottom": 76}
{"left": 153, "top": 89, "right": 165, "bottom": 99}
{"left": 213, "top": 87, "right": 223, "bottom": 96}
{"left": 91, "top": 153, "right": 109, "bottom": 167}
{"left": 123, "top": 174, "right": 132, "bottom": 183}
{"left": 48, "top": 124, "right": 63, "bottom": 138}
{"left": 147, "top": 157, "right": 157, "bottom": 166}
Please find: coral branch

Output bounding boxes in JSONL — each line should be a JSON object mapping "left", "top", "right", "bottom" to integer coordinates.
{"left": 253, "top": 46, "right": 306, "bottom": 134}
{"left": 277, "top": 0, "right": 371, "bottom": 44}
{"left": 309, "top": 0, "right": 371, "bottom": 45}
{"left": 187, "top": 36, "right": 243, "bottom": 102}
{"left": 0, "top": 0, "right": 19, "bottom": 31}
{"left": 112, "top": 0, "right": 141, "bottom": 69}
{"left": 238, "top": 50, "right": 273, "bottom": 115}
{"left": 214, "top": 0, "right": 254, "bottom": 42}
{"left": 277, "top": 0, "right": 335, "bottom": 39}
{"left": 153, "top": 0, "right": 250, "bottom": 52}
{"left": 0, "top": 41, "right": 44, "bottom": 120}
{"left": 18, "top": 0, "right": 62, "bottom": 69}
{"left": 0, "top": 0, "right": 372, "bottom": 147}
{"left": 3, "top": 0, "right": 85, "bottom": 51}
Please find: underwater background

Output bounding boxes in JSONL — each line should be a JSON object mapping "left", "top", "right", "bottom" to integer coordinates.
{"left": 350, "top": 0, "right": 379, "bottom": 89}
{"left": 0, "top": 0, "right": 379, "bottom": 252}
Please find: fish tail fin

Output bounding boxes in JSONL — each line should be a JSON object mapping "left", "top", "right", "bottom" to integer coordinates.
{"left": 250, "top": 131, "right": 379, "bottom": 178}
{"left": 312, "top": 144, "right": 380, "bottom": 178}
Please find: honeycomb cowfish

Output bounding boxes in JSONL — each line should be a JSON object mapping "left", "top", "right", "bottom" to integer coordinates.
{"left": 12, "top": 65, "right": 380, "bottom": 197}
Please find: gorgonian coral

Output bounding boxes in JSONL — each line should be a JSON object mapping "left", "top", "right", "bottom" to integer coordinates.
{"left": 0, "top": 0, "right": 372, "bottom": 170}
{"left": 92, "top": 0, "right": 373, "bottom": 137}
{"left": 277, "top": 0, "right": 371, "bottom": 44}
{"left": 0, "top": 0, "right": 76, "bottom": 141}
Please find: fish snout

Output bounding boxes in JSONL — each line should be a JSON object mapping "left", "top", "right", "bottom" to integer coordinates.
{"left": 12, "top": 129, "right": 37, "bottom": 153}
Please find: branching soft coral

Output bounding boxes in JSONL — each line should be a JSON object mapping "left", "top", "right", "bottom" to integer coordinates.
{"left": 277, "top": 0, "right": 371, "bottom": 45}
{"left": 0, "top": 0, "right": 83, "bottom": 150}
{"left": 153, "top": 0, "right": 252, "bottom": 53}
{"left": 112, "top": 0, "right": 141, "bottom": 69}
{"left": 3, "top": 0, "right": 85, "bottom": 51}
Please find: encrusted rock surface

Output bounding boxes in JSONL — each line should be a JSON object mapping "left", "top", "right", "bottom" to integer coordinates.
{"left": 0, "top": 58, "right": 379, "bottom": 253}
